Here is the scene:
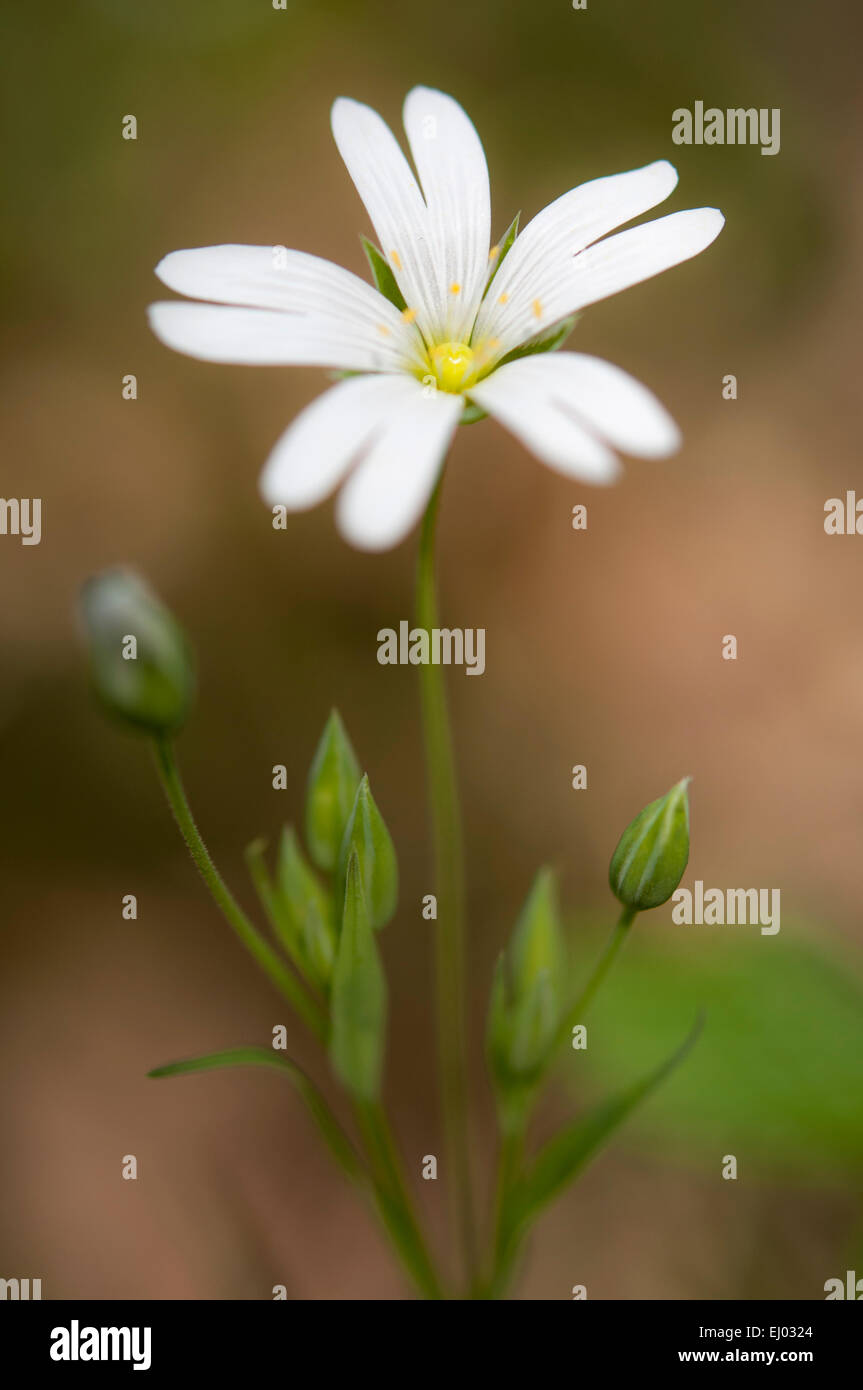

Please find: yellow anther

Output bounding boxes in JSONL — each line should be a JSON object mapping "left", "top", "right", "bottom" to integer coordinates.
{"left": 449, "top": 282, "right": 461, "bottom": 294}
{"left": 401, "top": 307, "right": 418, "bottom": 323}
{"left": 390, "top": 250, "right": 402, "bottom": 270}
{"left": 532, "top": 298, "right": 543, "bottom": 319}
{"left": 488, "top": 245, "right": 500, "bottom": 261}
{"left": 498, "top": 292, "right": 509, "bottom": 304}
{"left": 377, "top": 324, "right": 391, "bottom": 336}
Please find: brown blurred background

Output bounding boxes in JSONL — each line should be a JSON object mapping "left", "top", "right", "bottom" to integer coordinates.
{"left": 2, "top": 0, "right": 862, "bottom": 1299}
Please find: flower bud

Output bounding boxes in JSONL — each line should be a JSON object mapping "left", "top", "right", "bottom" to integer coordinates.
{"left": 329, "top": 850, "right": 387, "bottom": 1103}
{"left": 277, "top": 827, "right": 336, "bottom": 992}
{"left": 337, "top": 774, "right": 398, "bottom": 931}
{"left": 609, "top": 778, "right": 690, "bottom": 912}
{"left": 487, "top": 869, "right": 566, "bottom": 1093}
{"left": 80, "top": 568, "right": 194, "bottom": 736}
{"left": 305, "top": 710, "right": 362, "bottom": 872}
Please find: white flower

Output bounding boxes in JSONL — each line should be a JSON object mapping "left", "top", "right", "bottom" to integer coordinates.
{"left": 149, "top": 87, "right": 724, "bottom": 551}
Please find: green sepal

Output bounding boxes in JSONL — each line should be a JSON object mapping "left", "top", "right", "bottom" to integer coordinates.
{"left": 305, "top": 709, "right": 362, "bottom": 873}
{"left": 245, "top": 832, "right": 336, "bottom": 994}
{"left": 609, "top": 778, "right": 691, "bottom": 912}
{"left": 483, "top": 212, "right": 520, "bottom": 295}
{"left": 460, "top": 401, "right": 488, "bottom": 426}
{"left": 498, "top": 315, "right": 578, "bottom": 367}
{"left": 277, "top": 827, "right": 337, "bottom": 992}
{"left": 329, "top": 851, "right": 388, "bottom": 1102}
{"left": 337, "top": 774, "right": 398, "bottom": 931}
{"left": 361, "top": 236, "right": 407, "bottom": 311}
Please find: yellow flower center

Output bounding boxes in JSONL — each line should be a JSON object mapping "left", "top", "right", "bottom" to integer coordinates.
{"left": 428, "top": 341, "right": 478, "bottom": 394}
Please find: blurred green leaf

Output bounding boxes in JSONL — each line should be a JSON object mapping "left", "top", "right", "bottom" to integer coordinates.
{"left": 565, "top": 922, "right": 863, "bottom": 1182}
{"left": 516, "top": 1012, "right": 702, "bottom": 1227}
{"left": 491, "top": 1013, "right": 703, "bottom": 1295}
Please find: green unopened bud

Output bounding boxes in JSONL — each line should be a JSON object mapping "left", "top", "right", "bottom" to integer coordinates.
{"left": 486, "top": 868, "right": 566, "bottom": 1093}
{"left": 337, "top": 775, "right": 398, "bottom": 930}
{"left": 329, "top": 850, "right": 387, "bottom": 1102}
{"left": 277, "top": 828, "right": 336, "bottom": 992}
{"left": 609, "top": 778, "right": 691, "bottom": 911}
{"left": 305, "top": 710, "right": 362, "bottom": 872}
{"left": 246, "top": 831, "right": 337, "bottom": 993}
{"left": 80, "top": 568, "right": 194, "bottom": 736}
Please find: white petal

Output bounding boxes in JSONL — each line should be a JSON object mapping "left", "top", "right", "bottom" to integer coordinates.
{"left": 468, "top": 355, "right": 624, "bottom": 483}
{"left": 151, "top": 245, "right": 421, "bottom": 371}
{"left": 148, "top": 301, "right": 410, "bottom": 371}
{"left": 331, "top": 97, "right": 442, "bottom": 341}
{"left": 479, "top": 206, "right": 725, "bottom": 355}
{"left": 260, "top": 374, "right": 411, "bottom": 509}
{"left": 402, "top": 86, "right": 491, "bottom": 341}
{"left": 335, "top": 381, "right": 462, "bottom": 551}
{"left": 475, "top": 352, "right": 680, "bottom": 467}
{"left": 475, "top": 160, "right": 678, "bottom": 348}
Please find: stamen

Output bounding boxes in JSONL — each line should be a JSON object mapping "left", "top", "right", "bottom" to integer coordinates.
{"left": 401, "top": 307, "right": 418, "bottom": 323}
{"left": 377, "top": 324, "right": 391, "bottom": 336}
{"left": 390, "top": 250, "right": 402, "bottom": 270}
{"left": 532, "top": 298, "right": 543, "bottom": 319}
{"left": 498, "top": 292, "right": 509, "bottom": 305}
{"left": 488, "top": 245, "right": 500, "bottom": 261}
{"left": 449, "top": 282, "right": 461, "bottom": 294}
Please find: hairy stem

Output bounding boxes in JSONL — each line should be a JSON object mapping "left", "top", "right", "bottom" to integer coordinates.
{"left": 152, "top": 737, "right": 328, "bottom": 1043}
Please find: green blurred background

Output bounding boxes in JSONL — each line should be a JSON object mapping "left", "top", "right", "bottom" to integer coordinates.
{"left": 1, "top": 0, "right": 861, "bottom": 1299}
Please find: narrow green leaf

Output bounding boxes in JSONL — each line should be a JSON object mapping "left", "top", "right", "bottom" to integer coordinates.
{"left": 148, "top": 1046, "right": 364, "bottom": 1183}
{"left": 330, "top": 852, "right": 388, "bottom": 1102}
{"left": 337, "top": 774, "right": 398, "bottom": 930}
{"left": 245, "top": 837, "right": 288, "bottom": 941}
{"left": 508, "top": 1012, "right": 704, "bottom": 1236}
{"left": 361, "top": 236, "right": 407, "bottom": 311}
{"left": 305, "top": 709, "right": 362, "bottom": 873}
{"left": 483, "top": 212, "right": 520, "bottom": 295}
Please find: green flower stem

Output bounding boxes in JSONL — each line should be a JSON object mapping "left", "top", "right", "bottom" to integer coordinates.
{"left": 356, "top": 1099, "right": 446, "bottom": 1300}
{"left": 480, "top": 1114, "right": 527, "bottom": 1299}
{"left": 416, "top": 474, "right": 477, "bottom": 1289}
{"left": 152, "top": 737, "right": 328, "bottom": 1044}
{"left": 557, "top": 905, "right": 637, "bottom": 1049}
